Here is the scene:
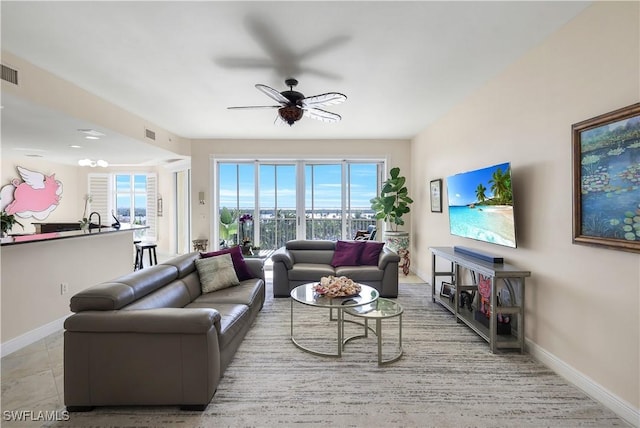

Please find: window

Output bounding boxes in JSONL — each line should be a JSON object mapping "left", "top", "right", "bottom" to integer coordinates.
{"left": 215, "top": 160, "right": 381, "bottom": 249}
{"left": 88, "top": 172, "right": 157, "bottom": 241}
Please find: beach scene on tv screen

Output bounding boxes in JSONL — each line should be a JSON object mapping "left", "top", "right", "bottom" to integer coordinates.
{"left": 447, "top": 162, "right": 516, "bottom": 248}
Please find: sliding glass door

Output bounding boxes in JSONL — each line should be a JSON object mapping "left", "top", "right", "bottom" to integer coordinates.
{"left": 346, "top": 163, "right": 379, "bottom": 238}
{"left": 259, "top": 164, "right": 297, "bottom": 249}
{"left": 218, "top": 163, "right": 255, "bottom": 248}
{"left": 305, "top": 164, "right": 343, "bottom": 240}
{"left": 216, "top": 160, "right": 381, "bottom": 250}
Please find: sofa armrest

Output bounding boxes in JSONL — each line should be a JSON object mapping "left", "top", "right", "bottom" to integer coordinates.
{"left": 244, "top": 258, "right": 265, "bottom": 281}
{"left": 271, "top": 247, "right": 294, "bottom": 270}
{"left": 64, "top": 308, "right": 220, "bottom": 334}
{"left": 378, "top": 247, "right": 401, "bottom": 270}
{"left": 64, "top": 308, "right": 221, "bottom": 408}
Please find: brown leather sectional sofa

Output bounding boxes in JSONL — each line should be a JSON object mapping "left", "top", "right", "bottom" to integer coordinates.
{"left": 63, "top": 252, "right": 265, "bottom": 411}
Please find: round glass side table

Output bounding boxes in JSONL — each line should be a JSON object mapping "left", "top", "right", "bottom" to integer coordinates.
{"left": 343, "top": 298, "right": 404, "bottom": 365}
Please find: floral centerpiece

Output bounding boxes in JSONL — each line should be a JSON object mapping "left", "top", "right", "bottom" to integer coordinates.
{"left": 313, "top": 276, "right": 361, "bottom": 298}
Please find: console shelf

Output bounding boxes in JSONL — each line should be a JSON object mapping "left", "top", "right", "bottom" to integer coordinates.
{"left": 430, "top": 246, "right": 531, "bottom": 353}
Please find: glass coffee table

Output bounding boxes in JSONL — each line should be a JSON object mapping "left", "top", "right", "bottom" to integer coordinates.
{"left": 290, "top": 283, "right": 379, "bottom": 358}
{"left": 343, "top": 298, "right": 404, "bottom": 365}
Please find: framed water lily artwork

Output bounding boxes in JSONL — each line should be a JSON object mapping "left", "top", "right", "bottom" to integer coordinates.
{"left": 572, "top": 103, "right": 640, "bottom": 253}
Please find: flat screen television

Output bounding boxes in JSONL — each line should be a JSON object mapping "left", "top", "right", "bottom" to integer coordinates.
{"left": 446, "top": 162, "right": 517, "bottom": 248}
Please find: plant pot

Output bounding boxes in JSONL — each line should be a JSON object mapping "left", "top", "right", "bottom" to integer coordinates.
{"left": 383, "top": 230, "right": 410, "bottom": 254}
{"left": 384, "top": 230, "right": 411, "bottom": 275}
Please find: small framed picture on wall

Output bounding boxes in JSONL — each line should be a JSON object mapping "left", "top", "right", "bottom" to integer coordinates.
{"left": 430, "top": 179, "right": 442, "bottom": 213}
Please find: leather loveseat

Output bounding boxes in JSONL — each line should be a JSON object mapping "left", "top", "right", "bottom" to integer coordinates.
{"left": 64, "top": 250, "right": 265, "bottom": 411}
{"left": 271, "top": 240, "right": 400, "bottom": 298}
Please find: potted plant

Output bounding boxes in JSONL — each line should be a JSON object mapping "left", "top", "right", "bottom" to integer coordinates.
{"left": 370, "top": 166, "right": 413, "bottom": 254}
{"left": 1, "top": 211, "right": 24, "bottom": 237}
{"left": 219, "top": 207, "right": 238, "bottom": 248}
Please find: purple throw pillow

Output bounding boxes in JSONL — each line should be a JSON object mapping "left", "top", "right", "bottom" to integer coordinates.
{"left": 331, "top": 240, "right": 365, "bottom": 267}
{"left": 359, "top": 242, "right": 385, "bottom": 266}
{"left": 201, "top": 246, "right": 253, "bottom": 281}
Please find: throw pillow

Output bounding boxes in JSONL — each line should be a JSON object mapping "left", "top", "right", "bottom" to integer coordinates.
{"left": 201, "top": 246, "right": 253, "bottom": 281}
{"left": 195, "top": 253, "right": 240, "bottom": 294}
{"left": 359, "top": 241, "right": 385, "bottom": 266}
{"left": 331, "top": 240, "right": 365, "bottom": 267}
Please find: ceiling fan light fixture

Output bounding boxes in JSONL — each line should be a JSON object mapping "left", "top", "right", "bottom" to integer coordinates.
{"left": 278, "top": 106, "right": 303, "bottom": 126}
{"left": 229, "top": 78, "right": 345, "bottom": 126}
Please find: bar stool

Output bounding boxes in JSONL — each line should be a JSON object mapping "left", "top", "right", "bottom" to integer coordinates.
{"left": 133, "top": 240, "right": 142, "bottom": 270}
{"left": 135, "top": 242, "right": 158, "bottom": 270}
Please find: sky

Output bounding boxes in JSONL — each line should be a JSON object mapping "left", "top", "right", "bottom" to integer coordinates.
{"left": 219, "top": 162, "right": 378, "bottom": 210}
{"left": 446, "top": 162, "right": 511, "bottom": 206}
{"left": 115, "top": 174, "right": 147, "bottom": 211}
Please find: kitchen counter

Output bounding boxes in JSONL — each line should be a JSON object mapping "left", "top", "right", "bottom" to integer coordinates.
{"left": 1, "top": 223, "right": 148, "bottom": 354}
{"left": 0, "top": 224, "right": 147, "bottom": 246}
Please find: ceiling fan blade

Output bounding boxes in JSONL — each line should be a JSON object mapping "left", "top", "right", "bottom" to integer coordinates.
{"left": 227, "top": 105, "right": 281, "bottom": 110}
{"left": 255, "top": 84, "right": 290, "bottom": 105}
{"left": 301, "top": 92, "right": 347, "bottom": 108}
{"left": 298, "top": 35, "right": 351, "bottom": 61}
{"left": 304, "top": 108, "right": 342, "bottom": 123}
{"left": 215, "top": 57, "right": 274, "bottom": 70}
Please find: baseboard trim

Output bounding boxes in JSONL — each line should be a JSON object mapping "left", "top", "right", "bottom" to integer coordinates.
{"left": 1, "top": 315, "right": 69, "bottom": 358}
{"left": 526, "top": 339, "right": 639, "bottom": 427}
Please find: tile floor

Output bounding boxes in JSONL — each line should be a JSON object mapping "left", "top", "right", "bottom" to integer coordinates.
{"left": 1, "top": 330, "right": 65, "bottom": 427}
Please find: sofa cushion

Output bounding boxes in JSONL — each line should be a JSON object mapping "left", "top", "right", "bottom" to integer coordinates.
{"left": 70, "top": 264, "right": 179, "bottom": 312}
{"left": 191, "top": 279, "right": 264, "bottom": 308}
{"left": 335, "top": 265, "right": 385, "bottom": 281}
{"left": 122, "top": 280, "right": 192, "bottom": 310}
{"left": 331, "top": 240, "right": 364, "bottom": 267}
{"left": 181, "top": 271, "right": 204, "bottom": 301}
{"left": 185, "top": 302, "right": 249, "bottom": 349}
{"left": 288, "top": 263, "right": 335, "bottom": 281}
{"left": 360, "top": 241, "right": 385, "bottom": 265}
{"left": 160, "top": 252, "right": 199, "bottom": 278}
{"left": 196, "top": 254, "right": 240, "bottom": 294}
{"left": 201, "top": 246, "right": 253, "bottom": 281}
{"left": 286, "top": 240, "right": 336, "bottom": 265}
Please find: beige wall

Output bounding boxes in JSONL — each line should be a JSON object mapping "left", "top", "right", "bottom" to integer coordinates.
{"left": 411, "top": 1, "right": 639, "bottom": 411}
{"left": 1, "top": 231, "right": 134, "bottom": 344}
{"left": 189, "top": 138, "right": 411, "bottom": 244}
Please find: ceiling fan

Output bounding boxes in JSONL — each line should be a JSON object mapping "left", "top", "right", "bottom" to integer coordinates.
{"left": 228, "top": 78, "right": 346, "bottom": 126}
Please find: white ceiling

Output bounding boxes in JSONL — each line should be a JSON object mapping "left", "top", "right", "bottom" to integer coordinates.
{"left": 1, "top": 1, "right": 591, "bottom": 166}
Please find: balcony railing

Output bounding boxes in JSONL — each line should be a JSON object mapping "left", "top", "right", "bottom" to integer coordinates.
{"left": 220, "top": 207, "right": 377, "bottom": 250}
{"left": 256, "top": 218, "right": 376, "bottom": 249}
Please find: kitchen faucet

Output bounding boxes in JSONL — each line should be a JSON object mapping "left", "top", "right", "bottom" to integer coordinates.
{"left": 89, "top": 211, "right": 101, "bottom": 229}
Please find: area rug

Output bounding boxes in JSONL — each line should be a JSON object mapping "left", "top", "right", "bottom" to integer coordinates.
{"left": 50, "top": 282, "right": 625, "bottom": 427}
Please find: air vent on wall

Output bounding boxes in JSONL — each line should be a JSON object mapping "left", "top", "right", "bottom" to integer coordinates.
{"left": 1, "top": 64, "right": 19, "bottom": 85}
{"left": 145, "top": 128, "right": 156, "bottom": 140}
